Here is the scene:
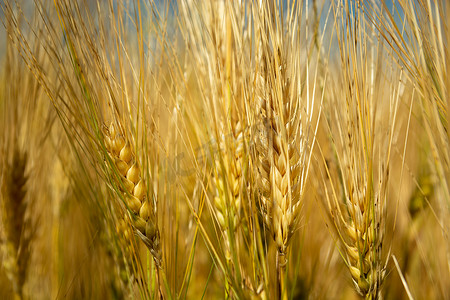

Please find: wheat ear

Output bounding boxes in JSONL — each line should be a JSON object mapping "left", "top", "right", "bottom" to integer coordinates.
{"left": 103, "top": 122, "right": 161, "bottom": 267}
{"left": 255, "top": 53, "right": 302, "bottom": 258}
{"left": 254, "top": 48, "right": 304, "bottom": 300}
{"left": 343, "top": 182, "right": 385, "bottom": 299}
{"left": 1, "top": 147, "right": 32, "bottom": 298}
{"left": 213, "top": 121, "right": 245, "bottom": 257}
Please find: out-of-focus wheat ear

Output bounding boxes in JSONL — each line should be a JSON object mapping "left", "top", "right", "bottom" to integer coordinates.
{"left": 103, "top": 121, "right": 162, "bottom": 268}
{"left": 4, "top": 149, "right": 27, "bottom": 250}
{"left": 111, "top": 211, "right": 139, "bottom": 291}
{"left": 213, "top": 121, "right": 244, "bottom": 258}
{"left": 1, "top": 147, "right": 33, "bottom": 298}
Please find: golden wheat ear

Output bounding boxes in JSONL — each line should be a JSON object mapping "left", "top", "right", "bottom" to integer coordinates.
{"left": 252, "top": 41, "right": 307, "bottom": 300}
{"left": 103, "top": 122, "right": 161, "bottom": 267}
{"left": 255, "top": 54, "right": 302, "bottom": 258}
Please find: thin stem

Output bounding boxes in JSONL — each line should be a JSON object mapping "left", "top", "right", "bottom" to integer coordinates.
{"left": 276, "top": 251, "right": 287, "bottom": 300}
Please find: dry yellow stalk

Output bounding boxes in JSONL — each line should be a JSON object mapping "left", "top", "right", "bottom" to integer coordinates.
{"left": 103, "top": 122, "right": 161, "bottom": 267}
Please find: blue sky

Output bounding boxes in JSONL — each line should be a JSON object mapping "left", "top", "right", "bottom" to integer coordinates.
{"left": 0, "top": 0, "right": 429, "bottom": 64}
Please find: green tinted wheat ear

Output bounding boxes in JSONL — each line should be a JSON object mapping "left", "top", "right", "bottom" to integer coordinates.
{"left": 319, "top": 2, "right": 397, "bottom": 297}
{"left": 103, "top": 122, "right": 161, "bottom": 267}
{"left": 343, "top": 182, "right": 385, "bottom": 298}
{"left": 321, "top": 115, "right": 388, "bottom": 299}
{"left": 213, "top": 121, "right": 245, "bottom": 259}
{"left": 322, "top": 88, "right": 388, "bottom": 299}
{"left": 211, "top": 120, "right": 247, "bottom": 298}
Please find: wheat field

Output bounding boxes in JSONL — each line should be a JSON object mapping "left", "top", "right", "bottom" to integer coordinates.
{"left": 0, "top": 0, "right": 449, "bottom": 299}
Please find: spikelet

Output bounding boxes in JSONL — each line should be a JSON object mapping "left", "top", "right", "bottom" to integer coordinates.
{"left": 103, "top": 122, "right": 161, "bottom": 267}
{"left": 255, "top": 50, "right": 302, "bottom": 256}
